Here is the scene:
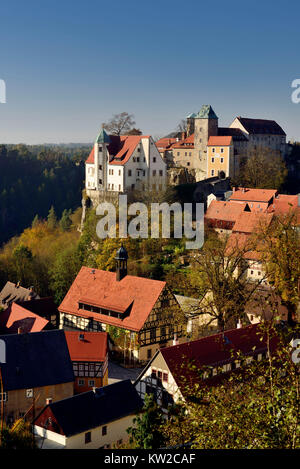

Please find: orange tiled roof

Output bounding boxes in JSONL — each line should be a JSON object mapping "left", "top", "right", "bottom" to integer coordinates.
{"left": 171, "top": 133, "right": 194, "bottom": 149}
{"left": 0, "top": 302, "right": 48, "bottom": 334}
{"left": 207, "top": 136, "right": 233, "bottom": 146}
{"left": 230, "top": 187, "right": 278, "bottom": 203}
{"left": 86, "top": 135, "right": 150, "bottom": 166}
{"left": 205, "top": 200, "right": 249, "bottom": 223}
{"left": 233, "top": 211, "right": 274, "bottom": 234}
{"left": 64, "top": 331, "right": 108, "bottom": 362}
{"left": 59, "top": 267, "right": 166, "bottom": 332}
{"left": 155, "top": 138, "right": 178, "bottom": 150}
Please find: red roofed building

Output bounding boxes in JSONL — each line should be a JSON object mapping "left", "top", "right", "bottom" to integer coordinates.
{"left": 205, "top": 200, "right": 250, "bottom": 233}
{"left": 230, "top": 187, "right": 278, "bottom": 210}
{"left": 59, "top": 246, "right": 185, "bottom": 364}
{"left": 135, "top": 323, "right": 279, "bottom": 411}
{"left": 0, "top": 302, "right": 49, "bottom": 334}
{"left": 85, "top": 128, "right": 166, "bottom": 205}
{"left": 64, "top": 331, "right": 108, "bottom": 393}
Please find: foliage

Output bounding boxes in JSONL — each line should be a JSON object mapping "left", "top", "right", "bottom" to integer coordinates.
{"left": 126, "top": 394, "right": 166, "bottom": 449}
{"left": 0, "top": 420, "right": 36, "bottom": 449}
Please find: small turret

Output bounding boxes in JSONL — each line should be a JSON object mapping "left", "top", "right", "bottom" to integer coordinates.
{"left": 115, "top": 244, "right": 128, "bottom": 281}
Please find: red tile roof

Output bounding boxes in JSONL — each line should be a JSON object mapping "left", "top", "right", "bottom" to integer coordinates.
{"left": 267, "top": 194, "right": 298, "bottom": 215}
{"left": 160, "top": 324, "right": 278, "bottom": 390}
{"left": 155, "top": 138, "right": 178, "bottom": 150}
{"left": 205, "top": 200, "right": 249, "bottom": 224}
{"left": 230, "top": 187, "right": 278, "bottom": 203}
{"left": 233, "top": 211, "right": 274, "bottom": 234}
{"left": 0, "top": 302, "right": 48, "bottom": 334}
{"left": 64, "top": 331, "right": 108, "bottom": 362}
{"left": 86, "top": 135, "right": 150, "bottom": 166}
{"left": 207, "top": 136, "right": 233, "bottom": 146}
{"left": 59, "top": 267, "right": 166, "bottom": 332}
{"left": 171, "top": 134, "right": 195, "bottom": 149}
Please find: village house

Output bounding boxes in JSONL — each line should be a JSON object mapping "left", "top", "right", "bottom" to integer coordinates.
{"left": 0, "top": 302, "right": 49, "bottom": 334}
{"left": 207, "top": 136, "right": 236, "bottom": 179}
{"left": 64, "top": 331, "right": 108, "bottom": 394}
{"left": 85, "top": 127, "right": 167, "bottom": 205}
{"left": 135, "top": 324, "right": 278, "bottom": 412}
{"left": 58, "top": 246, "right": 186, "bottom": 364}
{"left": 0, "top": 281, "right": 39, "bottom": 309}
{"left": 33, "top": 379, "right": 143, "bottom": 449}
{"left": 0, "top": 329, "right": 74, "bottom": 424}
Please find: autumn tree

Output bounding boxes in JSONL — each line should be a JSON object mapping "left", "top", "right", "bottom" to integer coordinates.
{"left": 236, "top": 147, "right": 288, "bottom": 190}
{"left": 192, "top": 231, "right": 264, "bottom": 331}
{"left": 256, "top": 211, "right": 300, "bottom": 325}
{"left": 47, "top": 205, "right": 57, "bottom": 230}
{"left": 176, "top": 119, "right": 187, "bottom": 133}
{"left": 103, "top": 112, "right": 136, "bottom": 136}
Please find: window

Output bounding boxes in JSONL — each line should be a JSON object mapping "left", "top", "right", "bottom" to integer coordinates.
{"left": 177, "top": 152, "right": 180, "bottom": 156}
{"left": 111, "top": 184, "right": 114, "bottom": 190}
{"left": 0, "top": 393, "right": 7, "bottom": 402}
{"left": 137, "top": 148, "right": 141, "bottom": 152}
{"left": 133, "top": 157, "right": 136, "bottom": 162}
{"left": 212, "top": 148, "right": 215, "bottom": 153}
{"left": 143, "top": 170, "right": 145, "bottom": 176}
{"left": 153, "top": 170, "right": 156, "bottom": 176}
{"left": 102, "top": 426, "right": 107, "bottom": 436}
{"left": 78, "top": 379, "right": 85, "bottom": 386}
{"left": 128, "top": 170, "right": 132, "bottom": 176}
{"left": 137, "top": 157, "right": 140, "bottom": 162}
{"left": 99, "top": 179, "right": 102, "bottom": 184}
{"left": 26, "top": 389, "right": 33, "bottom": 398}
{"left": 211, "top": 170, "right": 214, "bottom": 176}
{"left": 118, "top": 170, "right": 121, "bottom": 176}
{"left": 211, "top": 157, "right": 214, "bottom": 163}
{"left": 185, "top": 152, "right": 187, "bottom": 156}
{"left": 163, "top": 373, "right": 168, "bottom": 383}
{"left": 258, "top": 271, "right": 261, "bottom": 276}
{"left": 85, "top": 432, "right": 91, "bottom": 444}
{"left": 153, "top": 157, "right": 156, "bottom": 162}
{"left": 251, "top": 270, "right": 254, "bottom": 275}
{"left": 88, "top": 380, "right": 95, "bottom": 387}
{"left": 118, "top": 184, "right": 121, "bottom": 191}
{"left": 99, "top": 165, "right": 102, "bottom": 170}
{"left": 221, "top": 148, "right": 224, "bottom": 153}
{"left": 158, "top": 371, "right": 162, "bottom": 380}
{"left": 147, "top": 349, "right": 152, "bottom": 359}
{"left": 220, "top": 158, "right": 224, "bottom": 163}
{"left": 187, "top": 162, "right": 190, "bottom": 166}
{"left": 151, "top": 368, "right": 157, "bottom": 377}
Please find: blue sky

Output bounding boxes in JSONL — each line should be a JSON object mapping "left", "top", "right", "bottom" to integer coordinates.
{"left": 0, "top": 0, "right": 300, "bottom": 143}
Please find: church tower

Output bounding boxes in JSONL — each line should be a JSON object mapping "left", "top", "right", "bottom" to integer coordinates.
{"left": 94, "top": 125, "right": 110, "bottom": 191}
{"left": 115, "top": 244, "right": 128, "bottom": 282}
{"left": 193, "top": 105, "right": 218, "bottom": 179}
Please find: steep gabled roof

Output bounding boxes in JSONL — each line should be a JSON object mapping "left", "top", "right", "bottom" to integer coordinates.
{"left": 234, "top": 117, "right": 286, "bottom": 136}
{"left": 195, "top": 105, "right": 218, "bottom": 119}
{"left": 232, "top": 211, "right": 274, "bottom": 234}
{"left": 59, "top": 266, "right": 166, "bottom": 332}
{"left": 34, "top": 380, "right": 143, "bottom": 437}
{"left": 64, "top": 331, "right": 108, "bottom": 362}
{"left": 86, "top": 135, "right": 150, "bottom": 166}
{"left": 171, "top": 134, "right": 194, "bottom": 149}
{"left": 0, "top": 302, "right": 48, "bottom": 334}
{"left": 218, "top": 127, "right": 248, "bottom": 141}
{"left": 0, "top": 330, "right": 74, "bottom": 391}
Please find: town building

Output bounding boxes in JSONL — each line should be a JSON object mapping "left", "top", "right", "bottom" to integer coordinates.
{"left": 207, "top": 136, "right": 236, "bottom": 179}
{"left": 0, "top": 282, "right": 39, "bottom": 309}
{"left": 0, "top": 330, "right": 74, "bottom": 424}
{"left": 33, "top": 380, "right": 143, "bottom": 449}
{"left": 135, "top": 324, "right": 278, "bottom": 412}
{"left": 64, "top": 331, "right": 108, "bottom": 394}
{"left": 58, "top": 246, "right": 186, "bottom": 364}
{"left": 85, "top": 128, "right": 167, "bottom": 206}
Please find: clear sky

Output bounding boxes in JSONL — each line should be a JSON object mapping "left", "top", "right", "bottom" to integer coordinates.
{"left": 0, "top": 0, "right": 300, "bottom": 144}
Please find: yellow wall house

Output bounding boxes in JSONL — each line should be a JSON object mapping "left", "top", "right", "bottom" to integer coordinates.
{"left": 33, "top": 380, "right": 143, "bottom": 449}
{"left": 207, "top": 136, "right": 235, "bottom": 179}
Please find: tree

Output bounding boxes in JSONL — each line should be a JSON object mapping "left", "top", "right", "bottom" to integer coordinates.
{"left": 31, "top": 214, "right": 39, "bottom": 228}
{"left": 0, "top": 420, "right": 36, "bottom": 449}
{"left": 176, "top": 119, "right": 187, "bottom": 133}
{"left": 47, "top": 205, "right": 57, "bottom": 230}
{"left": 103, "top": 112, "right": 136, "bottom": 136}
{"left": 192, "top": 232, "right": 264, "bottom": 331}
{"left": 162, "top": 322, "right": 300, "bottom": 449}
{"left": 236, "top": 147, "right": 288, "bottom": 190}
{"left": 127, "top": 128, "right": 143, "bottom": 135}
{"left": 126, "top": 394, "right": 166, "bottom": 449}
{"left": 49, "top": 245, "right": 81, "bottom": 303}
{"left": 256, "top": 211, "right": 300, "bottom": 325}
{"left": 59, "top": 209, "right": 72, "bottom": 231}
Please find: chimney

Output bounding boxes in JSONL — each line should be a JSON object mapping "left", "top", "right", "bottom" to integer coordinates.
{"left": 79, "top": 333, "right": 84, "bottom": 341}
{"left": 16, "top": 281, "right": 20, "bottom": 288}
{"left": 181, "top": 131, "right": 186, "bottom": 141}
{"left": 46, "top": 398, "right": 52, "bottom": 405}
{"left": 18, "top": 327, "right": 23, "bottom": 334}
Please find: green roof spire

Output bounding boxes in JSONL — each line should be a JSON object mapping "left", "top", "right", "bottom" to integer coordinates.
{"left": 195, "top": 105, "right": 218, "bottom": 119}
{"left": 95, "top": 125, "right": 110, "bottom": 144}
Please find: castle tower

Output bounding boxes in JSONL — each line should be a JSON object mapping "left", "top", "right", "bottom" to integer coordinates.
{"left": 94, "top": 126, "right": 110, "bottom": 191}
{"left": 186, "top": 112, "right": 196, "bottom": 137}
{"left": 115, "top": 244, "right": 128, "bottom": 282}
{"left": 194, "top": 105, "right": 218, "bottom": 179}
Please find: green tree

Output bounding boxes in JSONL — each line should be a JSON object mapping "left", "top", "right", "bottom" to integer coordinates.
{"left": 126, "top": 394, "right": 166, "bottom": 449}
{"left": 59, "top": 209, "right": 72, "bottom": 232}
{"left": 49, "top": 245, "right": 81, "bottom": 303}
{"left": 31, "top": 214, "right": 39, "bottom": 228}
{"left": 47, "top": 205, "right": 57, "bottom": 230}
